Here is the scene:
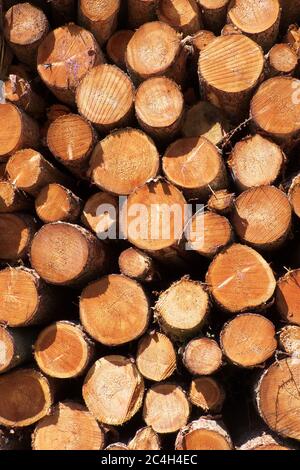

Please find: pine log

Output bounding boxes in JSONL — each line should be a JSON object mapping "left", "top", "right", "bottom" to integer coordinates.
{"left": 220, "top": 313, "right": 277, "bottom": 368}
{"left": 37, "top": 24, "right": 104, "bottom": 106}
{"left": 198, "top": 1, "right": 230, "bottom": 34}
{"left": 191, "top": 30, "right": 215, "bottom": 71}
{"left": 0, "top": 368, "right": 55, "bottom": 427}
{"left": 128, "top": 426, "right": 161, "bottom": 450}
{"left": 33, "top": 401, "right": 105, "bottom": 450}
{"left": 81, "top": 191, "right": 119, "bottom": 237}
{"left": 276, "top": 269, "right": 300, "bottom": 325}
{"left": 89, "top": 128, "right": 159, "bottom": 195}
{"left": 78, "top": 0, "right": 121, "bottom": 46}
{"left": 231, "top": 186, "right": 292, "bottom": 251}
{"left": 143, "top": 383, "right": 190, "bottom": 434}
{"left": 127, "top": 0, "right": 158, "bottom": 28}
{"left": 118, "top": 247, "right": 159, "bottom": 283}
{"left": 4, "top": 72, "right": 46, "bottom": 118}
{"left": 175, "top": 418, "right": 233, "bottom": 450}
{"left": 183, "top": 337, "right": 223, "bottom": 375}
{"left": 0, "top": 103, "right": 39, "bottom": 162}
{"left": 80, "top": 274, "right": 150, "bottom": 345}
{"left": 189, "top": 377, "right": 225, "bottom": 412}
{"left": 279, "top": 325, "right": 300, "bottom": 361}
{"left": 199, "top": 35, "right": 264, "bottom": 121}
{"left": 135, "top": 77, "right": 184, "bottom": 141}
{"left": 30, "top": 222, "right": 107, "bottom": 287}
{"left": 239, "top": 433, "right": 292, "bottom": 451}
{"left": 35, "top": 183, "right": 82, "bottom": 224}
{"left": 0, "top": 180, "right": 31, "bottom": 212}
{"left": 83, "top": 355, "right": 145, "bottom": 425}
{"left": 40, "top": 103, "right": 72, "bottom": 145}
{"left": 228, "top": 135, "right": 284, "bottom": 192}
{"left": 0, "top": 213, "right": 37, "bottom": 261}
{"left": 268, "top": 43, "right": 298, "bottom": 76}
{"left": 76, "top": 64, "right": 135, "bottom": 132}
{"left": 157, "top": 0, "right": 202, "bottom": 36}
{"left": 106, "top": 30, "right": 134, "bottom": 70}
{"left": 155, "top": 278, "right": 209, "bottom": 340}
{"left": 208, "top": 189, "right": 235, "bottom": 215}
{"left": 0, "top": 326, "right": 36, "bottom": 374}
{"left": 136, "top": 331, "right": 176, "bottom": 381}
{"left": 206, "top": 243, "right": 276, "bottom": 314}
{"left": 288, "top": 174, "right": 300, "bottom": 219}
{"left": 221, "top": 23, "right": 242, "bottom": 35}
{"left": 49, "top": 0, "right": 76, "bottom": 25}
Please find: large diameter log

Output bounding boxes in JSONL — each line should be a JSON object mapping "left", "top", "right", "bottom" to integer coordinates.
{"left": 83, "top": 356, "right": 145, "bottom": 425}
{"left": 33, "top": 401, "right": 105, "bottom": 451}
{"left": 35, "top": 184, "right": 82, "bottom": 224}
{"left": 198, "top": 1, "right": 230, "bottom": 33}
{"left": 3, "top": 3, "right": 49, "bottom": 67}
{"left": 0, "top": 326, "right": 36, "bottom": 374}
{"left": 76, "top": 64, "right": 135, "bottom": 132}
{"left": 231, "top": 186, "right": 292, "bottom": 251}
{"left": 208, "top": 190, "right": 235, "bottom": 215}
{"left": 0, "top": 368, "right": 55, "bottom": 427}
{"left": 136, "top": 331, "right": 176, "bottom": 381}
{"left": 4, "top": 73, "right": 46, "bottom": 118}
{"left": 88, "top": 128, "right": 159, "bottom": 195}
{"left": 0, "top": 103, "right": 39, "bottom": 162}
{"left": 175, "top": 418, "right": 233, "bottom": 450}
{"left": 267, "top": 44, "right": 298, "bottom": 77}
{"left": 239, "top": 433, "right": 293, "bottom": 451}
{"left": 81, "top": 191, "right": 119, "bottom": 237}
{"left": 0, "top": 213, "right": 37, "bottom": 261}
{"left": 129, "top": 426, "right": 161, "bottom": 450}
{"left": 78, "top": 0, "right": 120, "bottom": 46}
{"left": 0, "top": 180, "right": 31, "bottom": 212}
{"left": 276, "top": 269, "right": 300, "bottom": 325}
{"left": 183, "top": 337, "right": 222, "bottom": 375}
{"left": 157, "top": 0, "right": 202, "bottom": 36}
{"left": 118, "top": 247, "right": 159, "bottom": 283}
{"left": 34, "top": 321, "right": 94, "bottom": 379}
{"left": 143, "top": 383, "right": 190, "bottom": 434}
{"left": 256, "top": 358, "right": 300, "bottom": 441}
{"left": 288, "top": 174, "right": 300, "bottom": 219}
{"left": 127, "top": 0, "right": 158, "bottom": 28}
{"left": 189, "top": 377, "right": 225, "bottom": 412}
{"left": 220, "top": 313, "right": 277, "bottom": 368}
{"left": 199, "top": 35, "right": 264, "bottom": 121}
{"left": 206, "top": 243, "right": 276, "bottom": 314}
{"left": 279, "top": 325, "right": 300, "bottom": 358}
{"left": 37, "top": 24, "right": 104, "bottom": 106}
{"left": 106, "top": 30, "right": 134, "bottom": 70}
{"left": 80, "top": 274, "right": 150, "bottom": 346}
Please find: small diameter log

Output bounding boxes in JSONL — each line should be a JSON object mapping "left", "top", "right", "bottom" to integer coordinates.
{"left": 119, "top": 247, "right": 158, "bottom": 283}
{"left": 127, "top": 0, "right": 158, "bottom": 29}
{"left": 183, "top": 337, "right": 222, "bottom": 375}
{"left": 221, "top": 24, "right": 242, "bottom": 36}
{"left": 157, "top": 0, "right": 202, "bottom": 36}
{"left": 4, "top": 73, "right": 46, "bottom": 118}
{"left": 37, "top": 24, "right": 104, "bottom": 106}
{"left": 3, "top": 3, "right": 49, "bottom": 67}
{"left": 199, "top": 35, "right": 264, "bottom": 121}
{"left": 256, "top": 358, "right": 300, "bottom": 440}
{"left": 227, "top": 0, "right": 280, "bottom": 52}
{"left": 106, "top": 30, "right": 134, "bottom": 70}
{"left": 250, "top": 77, "right": 300, "bottom": 148}
{"left": 6, "top": 148, "right": 67, "bottom": 197}
{"left": 0, "top": 213, "right": 36, "bottom": 261}
{"left": 198, "top": 1, "right": 230, "bottom": 34}
{"left": 279, "top": 325, "right": 300, "bottom": 359}
{"left": 0, "top": 103, "right": 39, "bottom": 162}
{"left": 47, "top": 104, "right": 72, "bottom": 123}
{"left": 31, "top": 222, "right": 107, "bottom": 287}
{"left": 268, "top": 44, "right": 298, "bottom": 77}
{"left": 81, "top": 191, "right": 119, "bottom": 237}
{"left": 239, "top": 433, "right": 292, "bottom": 451}
{"left": 163, "top": 137, "right": 228, "bottom": 201}
{"left": 33, "top": 401, "right": 104, "bottom": 451}
{"left": 192, "top": 29, "right": 216, "bottom": 54}
{"left": 231, "top": 186, "right": 292, "bottom": 251}
{"left": 136, "top": 331, "right": 176, "bottom": 381}
{"left": 34, "top": 321, "right": 94, "bottom": 379}
{"left": 276, "top": 269, "right": 300, "bottom": 325}
{"left": 35, "top": 184, "right": 82, "bottom": 224}
{"left": 206, "top": 243, "right": 276, "bottom": 314}
{"left": 208, "top": 190, "right": 235, "bottom": 215}
{"left": 78, "top": 0, "right": 120, "bottom": 46}
{"left": 88, "top": 128, "right": 159, "bottom": 195}
{"left": 83, "top": 355, "right": 145, "bottom": 425}
{"left": 129, "top": 426, "right": 161, "bottom": 450}
{"left": 0, "top": 180, "right": 31, "bottom": 212}
{"left": 189, "top": 377, "right": 225, "bottom": 413}
{"left": 80, "top": 274, "right": 150, "bottom": 346}
{"left": 220, "top": 313, "right": 277, "bottom": 368}
{"left": 0, "top": 368, "right": 54, "bottom": 427}
{"left": 49, "top": 0, "right": 76, "bottom": 24}
{"left": 0, "top": 267, "right": 56, "bottom": 327}
{"left": 228, "top": 135, "right": 284, "bottom": 192}
{"left": 135, "top": 77, "right": 184, "bottom": 141}
{"left": 76, "top": 64, "right": 134, "bottom": 132}
{"left": 143, "top": 383, "right": 190, "bottom": 434}
{"left": 155, "top": 278, "right": 209, "bottom": 340}
{"left": 0, "top": 326, "right": 35, "bottom": 374}
{"left": 126, "top": 21, "right": 187, "bottom": 85}
{"left": 175, "top": 418, "right": 233, "bottom": 450}
{"left": 288, "top": 174, "right": 300, "bottom": 219}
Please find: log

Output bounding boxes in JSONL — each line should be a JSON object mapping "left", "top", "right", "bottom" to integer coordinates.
{"left": 183, "top": 337, "right": 223, "bottom": 375}
{"left": 135, "top": 77, "right": 184, "bottom": 141}
{"left": 37, "top": 24, "right": 104, "bottom": 106}
{"left": 106, "top": 443, "right": 128, "bottom": 450}
{"left": 78, "top": 0, "right": 121, "bottom": 46}
{"left": 76, "top": 64, "right": 135, "bottom": 132}
{"left": 136, "top": 331, "right": 177, "bottom": 381}
{"left": 35, "top": 183, "right": 82, "bottom": 224}
{"left": 163, "top": 137, "right": 228, "bottom": 201}
{"left": 30, "top": 222, "right": 107, "bottom": 287}
{"left": 155, "top": 278, "right": 210, "bottom": 340}
{"left": 4, "top": 72, "right": 46, "bottom": 118}
{"left": 198, "top": 1, "right": 230, "bottom": 34}
{"left": 227, "top": 0, "right": 281, "bottom": 51}
{"left": 80, "top": 274, "right": 150, "bottom": 345}
{"left": 0, "top": 213, "right": 37, "bottom": 261}
{"left": 0, "top": 103, "right": 39, "bottom": 162}
{"left": 49, "top": 0, "right": 76, "bottom": 25}
{"left": 276, "top": 269, "right": 300, "bottom": 325}
{"left": 256, "top": 358, "right": 300, "bottom": 440}
{"left": 207, "top": 189, "right": 235, "bottom": 215}
{"left": 206, "top": 243, "right": 276, "bottom": 314}
{"left": 3, "top": 3, "right": 49, "bottom": 67}
{"left": 175, "top": 418, "right": 233, "bottom": 450}
{"left": 127, "top": 0, "right": 158, "bottom": 29}
{"left": 34, "top": 321, "right": 94, "bottom": 379}
{"left": 228, "top": 135, "right": 285, "bottom": 192}
{"left": 0, "top": 180, "right": 31, "bottom": 212}
{"left": 284, "top": 24, "right": 300, "bottom": 56}
{"left": 288, "top": 174, "right": 300, "bottom": 219}
{"left": 0, "top": 368, "right": 54, "bottom": 427}
{"left": 189, "top": 377, "right": 225, "bottom": 412}
{"left": 220, "top": 313, "right": 277, "bottom": 368}
{"left": 128, "top": 426, "right": 161, "bottom": 450}
{"left": 33, "top": 401, "right": 105, "bottom": 450}
{"left": 267, "top": 43, "right": 298, "bottom": 76}
{"left": 118, "top": 247, "right": 159, "bottom": 282}
{"left": 199, "top": 35, "right": 264, "bottom": 121}
{"left": 88, "top": 128, "right": 159, "bottom": 195}
{"left": 81, "top": 191, "right": 119, "bottom": 237}
{"left": 231, "top": 186, "right": 292, "bottom": 251}
{"left": 83, "top": 355, "right": 145, "bottom": 425}
{"left": 0, "top": 325, "right": 36, "bottom": 374}
{"left": 221, "top": 23, "right": 242, "bottom": 35}
{"left": 157, "top": 0, "right": 202, "bottom": 36}
{"left": 239, "top": 433, "right": 292, "bottom": 451}
{"left": 279, "top": 325, "right": 300, "bottom": 358}
{"left": 192, "top": 29, "right": 216, "bottom": 55}
{"left": 143, "top": 383, "right": 190, "bottom": 434}
{"left": 106, "top": 30, "right": 134, "bottom": 70}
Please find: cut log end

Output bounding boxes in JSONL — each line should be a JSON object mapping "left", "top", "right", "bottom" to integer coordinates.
{"left": 35, "top": 184, "right": 81, "bottom": 224}
{"left": 136, "top": 331, "right": 176, "bottom": 381}
{"left": 0, "top": 180, "right": 31, "bottom": 213}
{"left": 268, "top": 43, "right": 298, "bottom": 76}
{"left": 119, "top": 248, "right": 158, "bottom": 282}
{"left": 175, "top": 418, "right": 233, "bottom": 450}
{"left": 276, "top": 269, "right": 300, "bottom": 325}
{"left": 81, "top": 192, "right": 119, "bottom": 236}
{"left": 129, "top": 427, "right": 161, "bottom": 450}
{"left": 157, "top": 0, "right": 202, "bottom": 36}
{"left": 0, "top": 327, "right": 15, "bottom": 374}
{"left": 198, "top": 1, "right": 230, "bottom": 33}
{"left": 189, "top": 377, "right": 225, "bottom": 412}
{"left": 183, "top": 337, "right": 222, "bottom": 375}
{"left": 288, "top": 175, "right": 300, "bottom": 218}
{"left": 279, "top": 325, "right": 300, "bottom": 357}
{"left": 78, "top": 0, "right": 121, "bottom": 46}
{"left": 106, "top": 30, "right": 134, "bottom": 70}
{"left": 0, "top": 213, "right": 36, "bottom": 261}
{"left": 208, "top": 190, "right": 235, "bottom": 215}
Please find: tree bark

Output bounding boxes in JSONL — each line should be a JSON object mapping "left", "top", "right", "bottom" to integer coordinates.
{"left": 0, "top": 180, "right": 31, "bottom": 212}
{"left": 198, "top": 0, "right": 230, "bottom": 34}
{"left": 127, "top": 0, "right": 158, "bottom": 29}
{"left": 175, "top": 418, "right": 233, "bottom": 450}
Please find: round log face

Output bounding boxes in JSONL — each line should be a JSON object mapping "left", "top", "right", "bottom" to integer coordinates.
{"left": 183, "top": 337, "right": 222, "bottom": 375}
{"left": 4, "top": 3, "right": 48, "bottom": 46}
{"left": 228, "top": 0, "right": 280, "bottom": 35}
{"left": 0, "top": 328, "right": 14, "bottom": 373}
{"left": 276, "top": 270, "right": 300, "bottom": 325}
{"left": 136, "top": 332, "right": 176, "bottom": 381}
{"left": 0, "top": 104, "right": 22, "bottom": 158}
{"left": 175, "top": 418, "right": 233, "bottom": 450}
